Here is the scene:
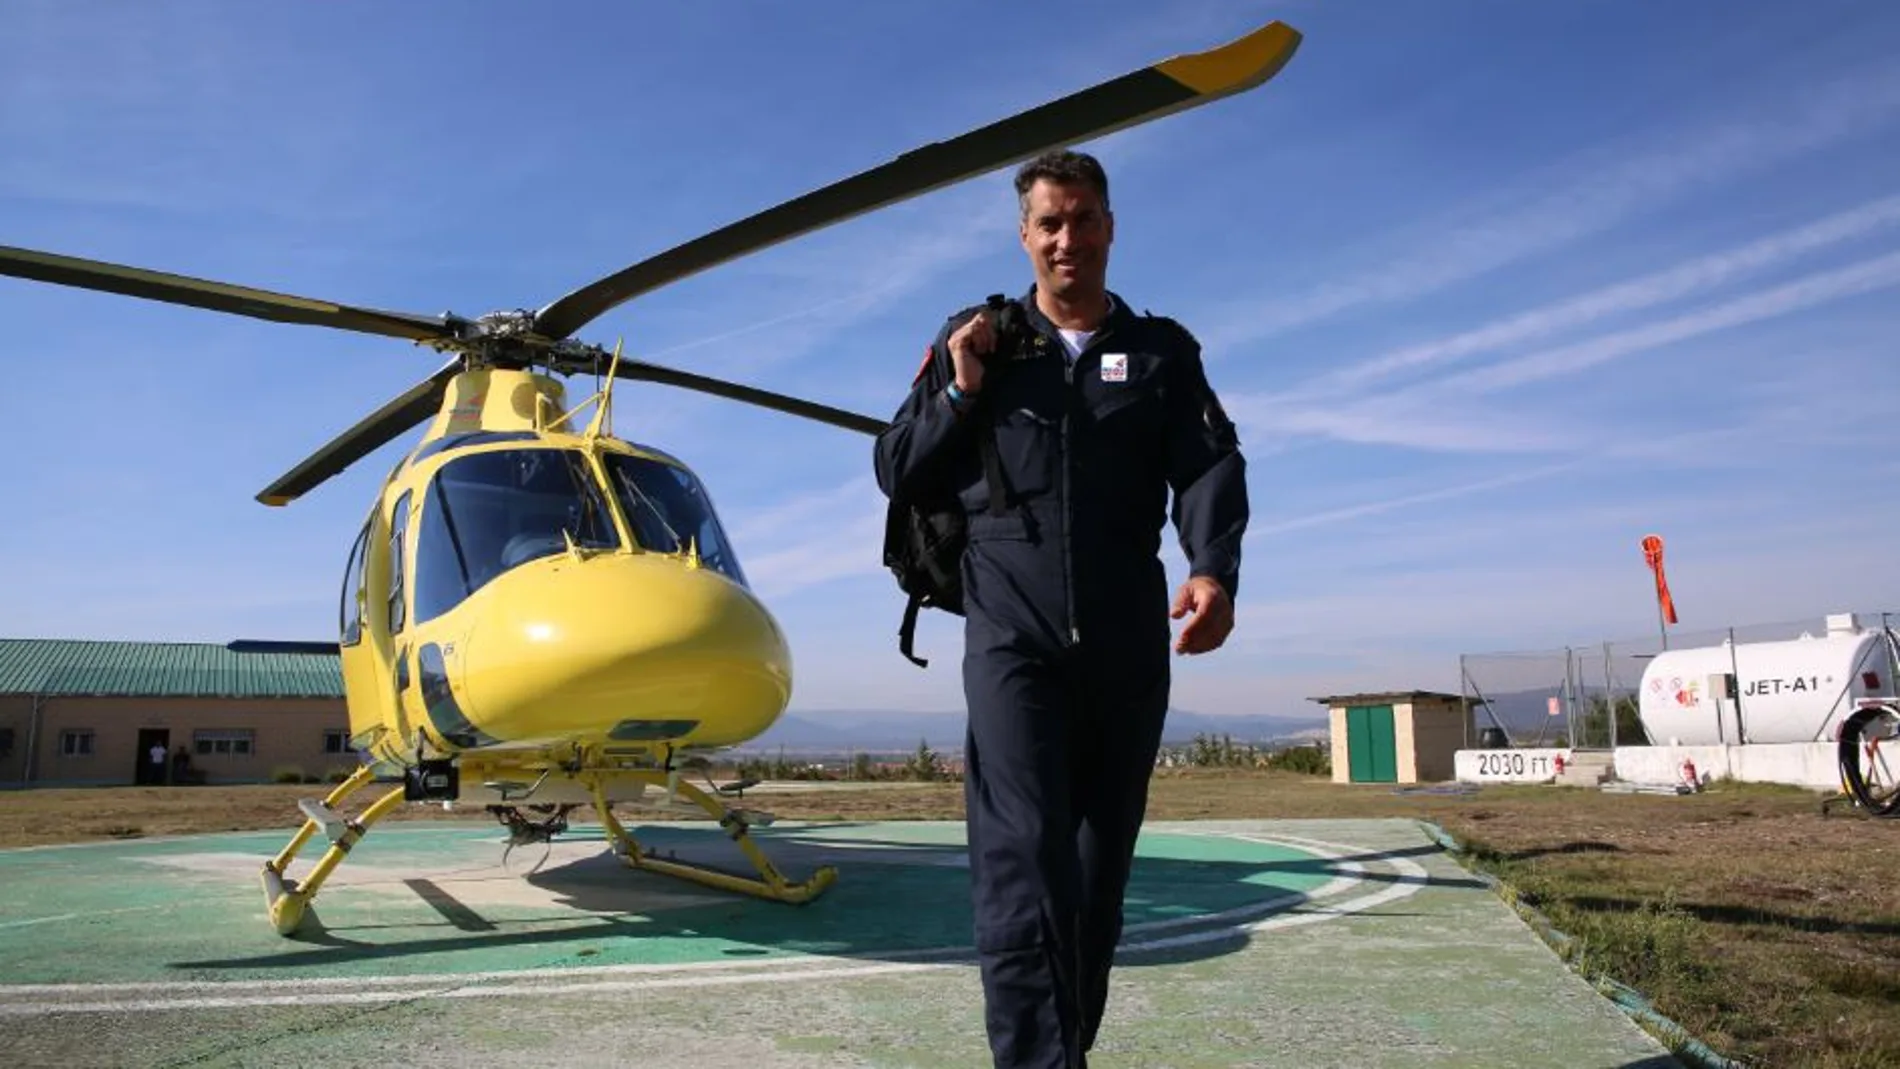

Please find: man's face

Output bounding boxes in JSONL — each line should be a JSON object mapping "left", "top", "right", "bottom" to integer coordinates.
{"left": 1019, "top": 177, "right": 1113, "bottom": 301}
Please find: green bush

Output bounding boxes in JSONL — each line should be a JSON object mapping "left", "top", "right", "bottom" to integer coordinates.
{"left": 1272, "top": 745, "right": 1331, "bottom": 777}
{"left": 270, "top": 765, "right": 307, "bottom": 784}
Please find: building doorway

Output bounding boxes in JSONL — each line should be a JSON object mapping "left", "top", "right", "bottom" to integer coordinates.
{"left": 135, "top": 728, "right": 171, "bottom": 785}
{"left": 1344, "top": 704, "right": 1398, "bottom": 783}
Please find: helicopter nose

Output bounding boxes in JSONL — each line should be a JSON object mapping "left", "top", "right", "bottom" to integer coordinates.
{"left": 456, "top": 553, "right": 793, "bottom": 748}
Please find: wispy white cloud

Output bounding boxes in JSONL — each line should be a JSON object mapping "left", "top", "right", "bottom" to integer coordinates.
{"left": 1246, "top": 463, "right": 1580, "bottom": 538}
{"left": 1234, "top": 247, "right": 1900, "bottom": 453}
{"left": 1190, "top": 60, "right": 1900, "bottom": 353}
{"left": 1435, "top": 248, "right": 1900, "bottom": 395}
{"left": 726, "top": 476, "right": 889, "bottom": 600}
{"left": 1279, "top": 192, "right": 1900, "bottom": 400}
{"left": 725, "top": 475, "right": 880, "bottom": 546}
{"left": 1239, "top": 381, "right": 1892, "bottom": 556}
{"left": 1231, "top": 399, "right": 1580, "bottom": 455}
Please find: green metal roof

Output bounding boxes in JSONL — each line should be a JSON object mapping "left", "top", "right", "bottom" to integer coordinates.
{"left": 0, "top": 640, "right": 344, "bottom": 698}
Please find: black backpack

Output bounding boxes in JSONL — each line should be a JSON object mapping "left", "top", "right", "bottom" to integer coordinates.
{"left": 882, "top": 295, "right": 1027, "bottom": 667}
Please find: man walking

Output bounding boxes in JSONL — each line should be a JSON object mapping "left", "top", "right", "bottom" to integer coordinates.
{"left": 873, "top": 149, "right": 1249, "bottom": 1067}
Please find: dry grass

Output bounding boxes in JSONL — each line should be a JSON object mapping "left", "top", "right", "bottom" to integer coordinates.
{"left": 4, "top": 769, "right": 1895, "bottom": 1067}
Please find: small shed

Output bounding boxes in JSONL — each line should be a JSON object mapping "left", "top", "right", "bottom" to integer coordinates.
{"left": 1310, "top": 691, "right": 1470, "bottom": 785}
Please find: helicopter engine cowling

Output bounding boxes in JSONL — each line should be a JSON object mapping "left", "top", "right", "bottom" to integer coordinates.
{"left": 447, "top": 549, "right": 793, "bottom": 751}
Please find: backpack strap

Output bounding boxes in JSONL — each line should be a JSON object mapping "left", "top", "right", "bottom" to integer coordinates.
{"left": 899, "top": 594, "right": 927, "bottom": 667}
{"left": 975, "top": 293, "right": 1028, "bottom": 519}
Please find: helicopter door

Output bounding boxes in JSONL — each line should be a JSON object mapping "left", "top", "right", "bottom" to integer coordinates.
{"left": 335, "top": 518, "right": 390, "bottom": 747}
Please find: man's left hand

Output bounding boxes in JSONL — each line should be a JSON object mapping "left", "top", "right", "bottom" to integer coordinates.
{"left": 1170, "top": 576, "right": 1234, "bottom": 655}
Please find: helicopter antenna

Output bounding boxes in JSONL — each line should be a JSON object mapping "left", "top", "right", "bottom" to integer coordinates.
{"left": 584, "top": 338, "right": 625, "bottom": 441}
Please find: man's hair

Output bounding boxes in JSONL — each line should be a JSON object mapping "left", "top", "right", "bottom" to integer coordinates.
{"left": 1014, "top": 150, "right": 1110, "bottom": 218}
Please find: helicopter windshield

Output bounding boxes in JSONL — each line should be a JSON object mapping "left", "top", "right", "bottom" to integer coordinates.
{"left": 413, "top": 448, "right": 619, "bottom": 623}
{"left": 601, "top": 453, "right": 747, "bottom": 587}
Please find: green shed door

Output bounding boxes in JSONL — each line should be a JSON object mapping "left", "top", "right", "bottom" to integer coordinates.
{"left": 1346, "top": 705, "right": 1398, "bottom": 783}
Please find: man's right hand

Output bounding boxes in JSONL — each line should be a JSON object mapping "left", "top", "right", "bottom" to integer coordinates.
{"left": 946, "top": 311, "right": 993, "bottom": 395}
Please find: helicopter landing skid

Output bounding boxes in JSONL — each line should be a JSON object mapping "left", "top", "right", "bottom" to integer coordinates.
{"left": 583, "top": 771, "right": 838, "bottom": 906}
{"left": 257, "top": 763, "right": 835, "bottom": 935}
{"left": 258, "top": 763, "right": 408, "bottom": 937}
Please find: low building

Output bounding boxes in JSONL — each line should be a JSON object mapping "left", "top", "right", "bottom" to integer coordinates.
{"left": 1310, "top": 690, "right": 1471, "bottom": 785}
{"left": 0, "top": 639, "right": 350, "bottom": 788}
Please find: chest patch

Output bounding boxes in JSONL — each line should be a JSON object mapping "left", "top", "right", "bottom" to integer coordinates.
{"left": 1101, "top": 353, "right": 1128, "bottom": 383}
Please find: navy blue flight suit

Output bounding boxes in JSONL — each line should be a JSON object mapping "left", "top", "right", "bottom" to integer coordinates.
{"left": 873, "top": 286, "right": 1248, "bottom": 1068}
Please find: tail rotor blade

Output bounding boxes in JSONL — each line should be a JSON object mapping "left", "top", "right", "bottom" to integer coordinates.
{"left": 532, "top": 20, "right": 1302, "bottom": 340}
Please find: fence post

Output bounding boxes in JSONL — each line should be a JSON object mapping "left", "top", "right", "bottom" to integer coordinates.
{"left": 1460, "top": 654, "right": 1471, "bottom": 750}
{"left": 1563, "top": 647, "right": 1577, "bottom": 749}
{"left": 1607, "top": 643, "right": 1617, "bottom": 749}
{"left": 1603, "top": 642, "right": 1617, "bottom": 748}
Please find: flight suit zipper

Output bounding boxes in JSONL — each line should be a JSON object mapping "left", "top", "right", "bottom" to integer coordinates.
{"left": 1061, "top": 357, "right": 1079, "bottom": 648}
{"left": 1065, "top": 318, "right": 1124, "bottom": 650}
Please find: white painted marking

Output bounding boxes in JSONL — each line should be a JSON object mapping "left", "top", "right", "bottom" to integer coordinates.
{"left": 0, "top": 905, "right": 171, "bottom": 931}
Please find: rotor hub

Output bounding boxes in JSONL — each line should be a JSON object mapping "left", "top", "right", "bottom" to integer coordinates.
{"left": 438, "top": 309, "right": 609, "bottom": 374}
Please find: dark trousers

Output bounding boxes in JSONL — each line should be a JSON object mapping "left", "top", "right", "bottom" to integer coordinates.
{"left": 962, "top": 629, "right": 1170, "bottom": 1068}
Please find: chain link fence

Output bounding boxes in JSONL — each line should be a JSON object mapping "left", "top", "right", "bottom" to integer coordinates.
{"left": 1459, "top": 608, "right": 1900, "bottom": 750}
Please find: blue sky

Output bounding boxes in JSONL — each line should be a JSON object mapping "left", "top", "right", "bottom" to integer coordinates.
{"left": 4, "top": 0, "right": 1899, "bottom": 722}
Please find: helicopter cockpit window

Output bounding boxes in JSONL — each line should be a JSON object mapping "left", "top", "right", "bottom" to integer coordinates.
{"left": 413, "top": 448, "right": 619, "bottom": 624}
{"left": 339, "top": 519, "right": 370, "bottom": 646}
{"left": 601, "top": 453, "right": 747, "bottom": 587}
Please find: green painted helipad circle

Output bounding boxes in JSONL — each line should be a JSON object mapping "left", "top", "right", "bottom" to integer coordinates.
{"left": 0, "top": 821, "right": 1348, "bottom": 989}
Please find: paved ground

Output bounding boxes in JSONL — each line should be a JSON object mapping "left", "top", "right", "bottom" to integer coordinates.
{"left": 0, "top": 816, "right": 1680, "bottom": 1068}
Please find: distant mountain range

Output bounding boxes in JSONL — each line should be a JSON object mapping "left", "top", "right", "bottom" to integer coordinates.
{"left": 733, "top": 708, "right": 1330, "bottom": 754}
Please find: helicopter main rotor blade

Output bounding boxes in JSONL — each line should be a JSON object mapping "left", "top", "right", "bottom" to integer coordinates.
{"left": 257, "top": 358, "right": 462, "bottom": 506}
{"left": 532, "top": 20, "right": 1302, "bottom": 340}
{"left": 0, "top": 244, "right": 457, "bottom": 343}
{"left": 614, "top": 359, "right": 888, "bottom": 436}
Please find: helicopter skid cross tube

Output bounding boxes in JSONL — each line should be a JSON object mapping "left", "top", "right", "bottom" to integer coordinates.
{"left": 584, "top": 771, "right": 838, "bottom": 906}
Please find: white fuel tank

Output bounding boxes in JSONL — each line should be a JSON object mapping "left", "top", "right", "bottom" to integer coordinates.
{"left": 1637, "top": 614, "right": 1897, "bottom": 745}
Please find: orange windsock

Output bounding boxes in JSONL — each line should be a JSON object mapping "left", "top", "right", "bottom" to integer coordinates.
{"left": 1641, "top": 533, "right": 1678, "bottom": 625}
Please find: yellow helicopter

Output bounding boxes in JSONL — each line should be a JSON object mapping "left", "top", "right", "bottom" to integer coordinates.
{"left": 0, "top": 20, "right": 1301, "bottom": 936}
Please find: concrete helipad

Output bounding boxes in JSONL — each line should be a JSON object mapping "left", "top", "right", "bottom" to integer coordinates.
{"left": 0, "top": 817, "right": 1680, "bottom": 1068}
